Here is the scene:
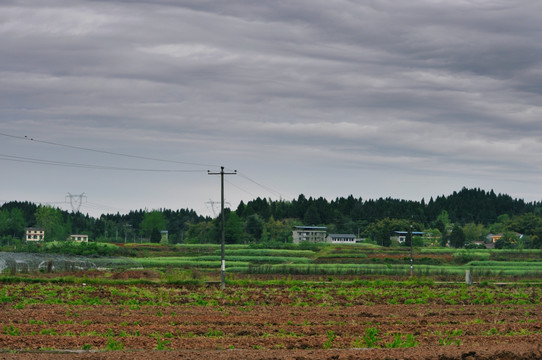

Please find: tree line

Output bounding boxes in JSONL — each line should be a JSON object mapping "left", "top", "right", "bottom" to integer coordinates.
{"left": 1, "top": 187, "right": 542, "bottom": 249}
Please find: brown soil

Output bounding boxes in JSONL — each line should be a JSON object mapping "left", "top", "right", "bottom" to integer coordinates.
{"left": 0, "top": 281, "right": 540, "bottom": 359}
{"left": 110, "top": 270, "right": 161, "bottom": 280}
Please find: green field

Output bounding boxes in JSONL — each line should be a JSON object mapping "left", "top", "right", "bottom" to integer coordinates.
{"left": 122, "top": 243, "right": 542, "bottom": 281}
{"left": 2, "top": 243, "right": 542, "bottom": 282}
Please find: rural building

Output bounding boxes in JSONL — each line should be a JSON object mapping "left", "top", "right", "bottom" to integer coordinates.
{"left": 68, "top": 234, "right": 89, "bottom": 242}
{"left": 487, "top": 233, "right": 502, "bottom": 244}
{"left": 391, "top": 231, "right": 424, "bottom": 244}
{"left": 326, "top": 234, "right": 357, "bottom": 244}
{"left": 292, "top": 226, "right": 327, "bottom": 244}
{"left": 486, "top": 233, "right": 523, "bottom": 245}
{"left": 25, "top": 227, "right": 45, "bottom": 242}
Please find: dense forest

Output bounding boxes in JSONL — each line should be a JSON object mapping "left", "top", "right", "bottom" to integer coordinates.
{"left": 1, "top": 187, "right": 542, "bottom": 249}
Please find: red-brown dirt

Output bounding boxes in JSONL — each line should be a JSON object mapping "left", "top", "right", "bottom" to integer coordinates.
{"left": 0, "top": 278, "right": 541, "bottom": 359}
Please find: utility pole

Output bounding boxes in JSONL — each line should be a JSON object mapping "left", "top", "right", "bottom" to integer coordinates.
{"left": 409, "top": 218, "right": 414, "bottom": 277}
{"left": 208, "top": 166, "right": 236, "bottom": 289}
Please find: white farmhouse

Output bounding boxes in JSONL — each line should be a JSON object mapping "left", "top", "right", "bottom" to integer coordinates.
{"left": 25, "top": 227, "right": 45, "bottom": 242}
{"left": 68, "top": 234, "right": 89, "bottom": 242}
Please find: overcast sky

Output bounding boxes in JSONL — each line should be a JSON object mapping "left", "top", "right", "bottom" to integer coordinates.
{"left": 1, "top": 0, "right": 542, "bottom": 218}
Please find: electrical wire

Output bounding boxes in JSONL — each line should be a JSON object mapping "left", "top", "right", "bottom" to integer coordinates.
{"left": 225, "top": 179, "right": 257, "bottom": 198}
{"left": 84, "top": 201, "right": 130, "bottom": 213}
{"left": 0, "top": 131, "right": 219, "bottom": 168}
{"left": 1, "top": 131, "right": 290, "bottom": 202}
{"left": 0, "top": 154, "right": 206, "bottom": 173}
{"left": 236, "top": 171, "right": 288, "bottom": 199}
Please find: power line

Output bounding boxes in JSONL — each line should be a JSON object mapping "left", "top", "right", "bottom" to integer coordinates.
{"left": 220, "top": 166, "right": 288, "bottom": 200}
{"left": 236, "top": 171, "right": 287, "bottom": 199}
{"left": 0, "top": 131, "right": 219, "bottom": 168}
{"left": 0, "top": 153, "right": 206, "bottom": 173}
{"left": 85, "top": 201, "right": 129, "bottom": 213}
{"left": 1, "top": 132, "right": 292, "bottom": 207}
{"left": 225, "top": 179, "right": 257, "bottom": 198}
{"left": 1, "top": 131, "right": 291, "bottom": 199}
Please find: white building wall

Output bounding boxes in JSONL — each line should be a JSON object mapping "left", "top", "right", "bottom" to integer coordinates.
{"left": 25, "top": 228, "right": 44, "bottom": 242}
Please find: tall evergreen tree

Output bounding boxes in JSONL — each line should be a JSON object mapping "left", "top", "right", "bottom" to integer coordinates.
{"left": 150, "top": 228, "right": 161, "bottom": 243}
{"left": 303, "top": 205, "right": 321, "bottom": 225}
{"left": 225, "top": 212, "right": 244, "bottom": 244}
{"left": 449, "top": 224, "right": 466, "bottom": 248}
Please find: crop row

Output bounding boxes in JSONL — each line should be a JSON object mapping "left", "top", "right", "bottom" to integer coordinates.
{"left": 125, "top": 258, "right": 542, "bottom": 279}
{"left": 1, "top": 281, "right": 540, "bottom": 307}
{"left": 214, "top": 249, "right": 316, "bottom": 257}
{"left": 1, "top": 299, "right": 541, "bottom": 352}
{"left": 116, "top": 245, "right": 542, "bottom": 279}
{"left": 229, "top": 263, "right": 542, "bottom": 278}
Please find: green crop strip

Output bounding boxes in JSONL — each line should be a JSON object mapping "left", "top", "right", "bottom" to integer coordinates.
{"left": 0, "top": 279, "right": 540, "bottom": 311}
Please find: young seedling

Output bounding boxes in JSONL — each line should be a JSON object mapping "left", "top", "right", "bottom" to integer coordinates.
{"left": 323, "top": 331, "right": 336, "bottom": 349}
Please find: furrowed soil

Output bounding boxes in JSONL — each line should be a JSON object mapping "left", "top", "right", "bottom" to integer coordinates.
{"left": 0, "top": 275, "right": 541, "bottom": 359}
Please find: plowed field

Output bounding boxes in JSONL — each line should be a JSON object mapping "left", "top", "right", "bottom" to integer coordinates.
{"left": 1, "top": 277, "right": 541, "bottom": 359}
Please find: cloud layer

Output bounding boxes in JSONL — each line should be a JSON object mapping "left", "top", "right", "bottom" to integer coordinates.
{"left": 1, "top": 0, "right": 541, "bottom": 216}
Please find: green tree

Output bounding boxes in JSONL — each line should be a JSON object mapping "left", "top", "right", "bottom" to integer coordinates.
{"left": 225, "top": 212, "right": 244, "bottom": 244}
{"left": 0, "top": 209, "right": 25, "bottom": 238}
{"left": 439, "top": 233, "right": 448, "bottom": 247}
{"left": 140, "top": 211, "right": 166, "bottom": 238}
{"left": 437, "top": 210, "right": 450, "bottom": 226}
{"left": 367, "top": 218, "right": 401, "bottom": 247}
{"left": 245, "top": 214, "right": 264, "bottom": 241}
{"left": 412, "top": 236, "right": 424, "bottom": 247}
{"left": 185, "top": 221, "right": 214, "bottom": 244}
{"left": 463, "top": 222, "right": 483, "bottom": 244}
{"left": 303, "top": 205, "right": 321, "bottom": 225}
{"left": 10, "top": 208, "right": 26, "bottom": 237}
{"left": 435, "top": 210, "right": 452, "bottom": 247}
{"left": 35, "top": 205, "right": 65, "bottom": 241}
{"left": 150, "top": 228, "right": 161, "bottom": 243}
{"left": 489, "top": 214, "right": 509, "bottom": 234}
{"left": 261, "top": 217, "right": 297, "bottom": 243}
{"left": 494, "top": 232, "right": 519, "bottom": 249}
{"left": 449, "top": 224, "right": 466, "bottom": 248}
{"left": 0, "top": 210, "right": 10, "bottom": 236}
{"left": 507, "top": 213, "right": 542, "bottom": 235}
{"left": 518, "top": 235, "right": 532, "bottom": 249}
{"left": 531, "top": 230, "right": 542, "bottom": 249}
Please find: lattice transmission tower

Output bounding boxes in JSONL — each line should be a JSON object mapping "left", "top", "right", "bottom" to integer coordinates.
{"left": 205, "top": 199, "right": 231, "bottom": 217}
{"left": 66, "top": 193, "right": 87, "bottom": 213}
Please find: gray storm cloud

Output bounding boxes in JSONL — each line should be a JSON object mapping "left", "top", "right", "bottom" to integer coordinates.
{"left": 1, "top": 0, "right": 541, "bottom": 215}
